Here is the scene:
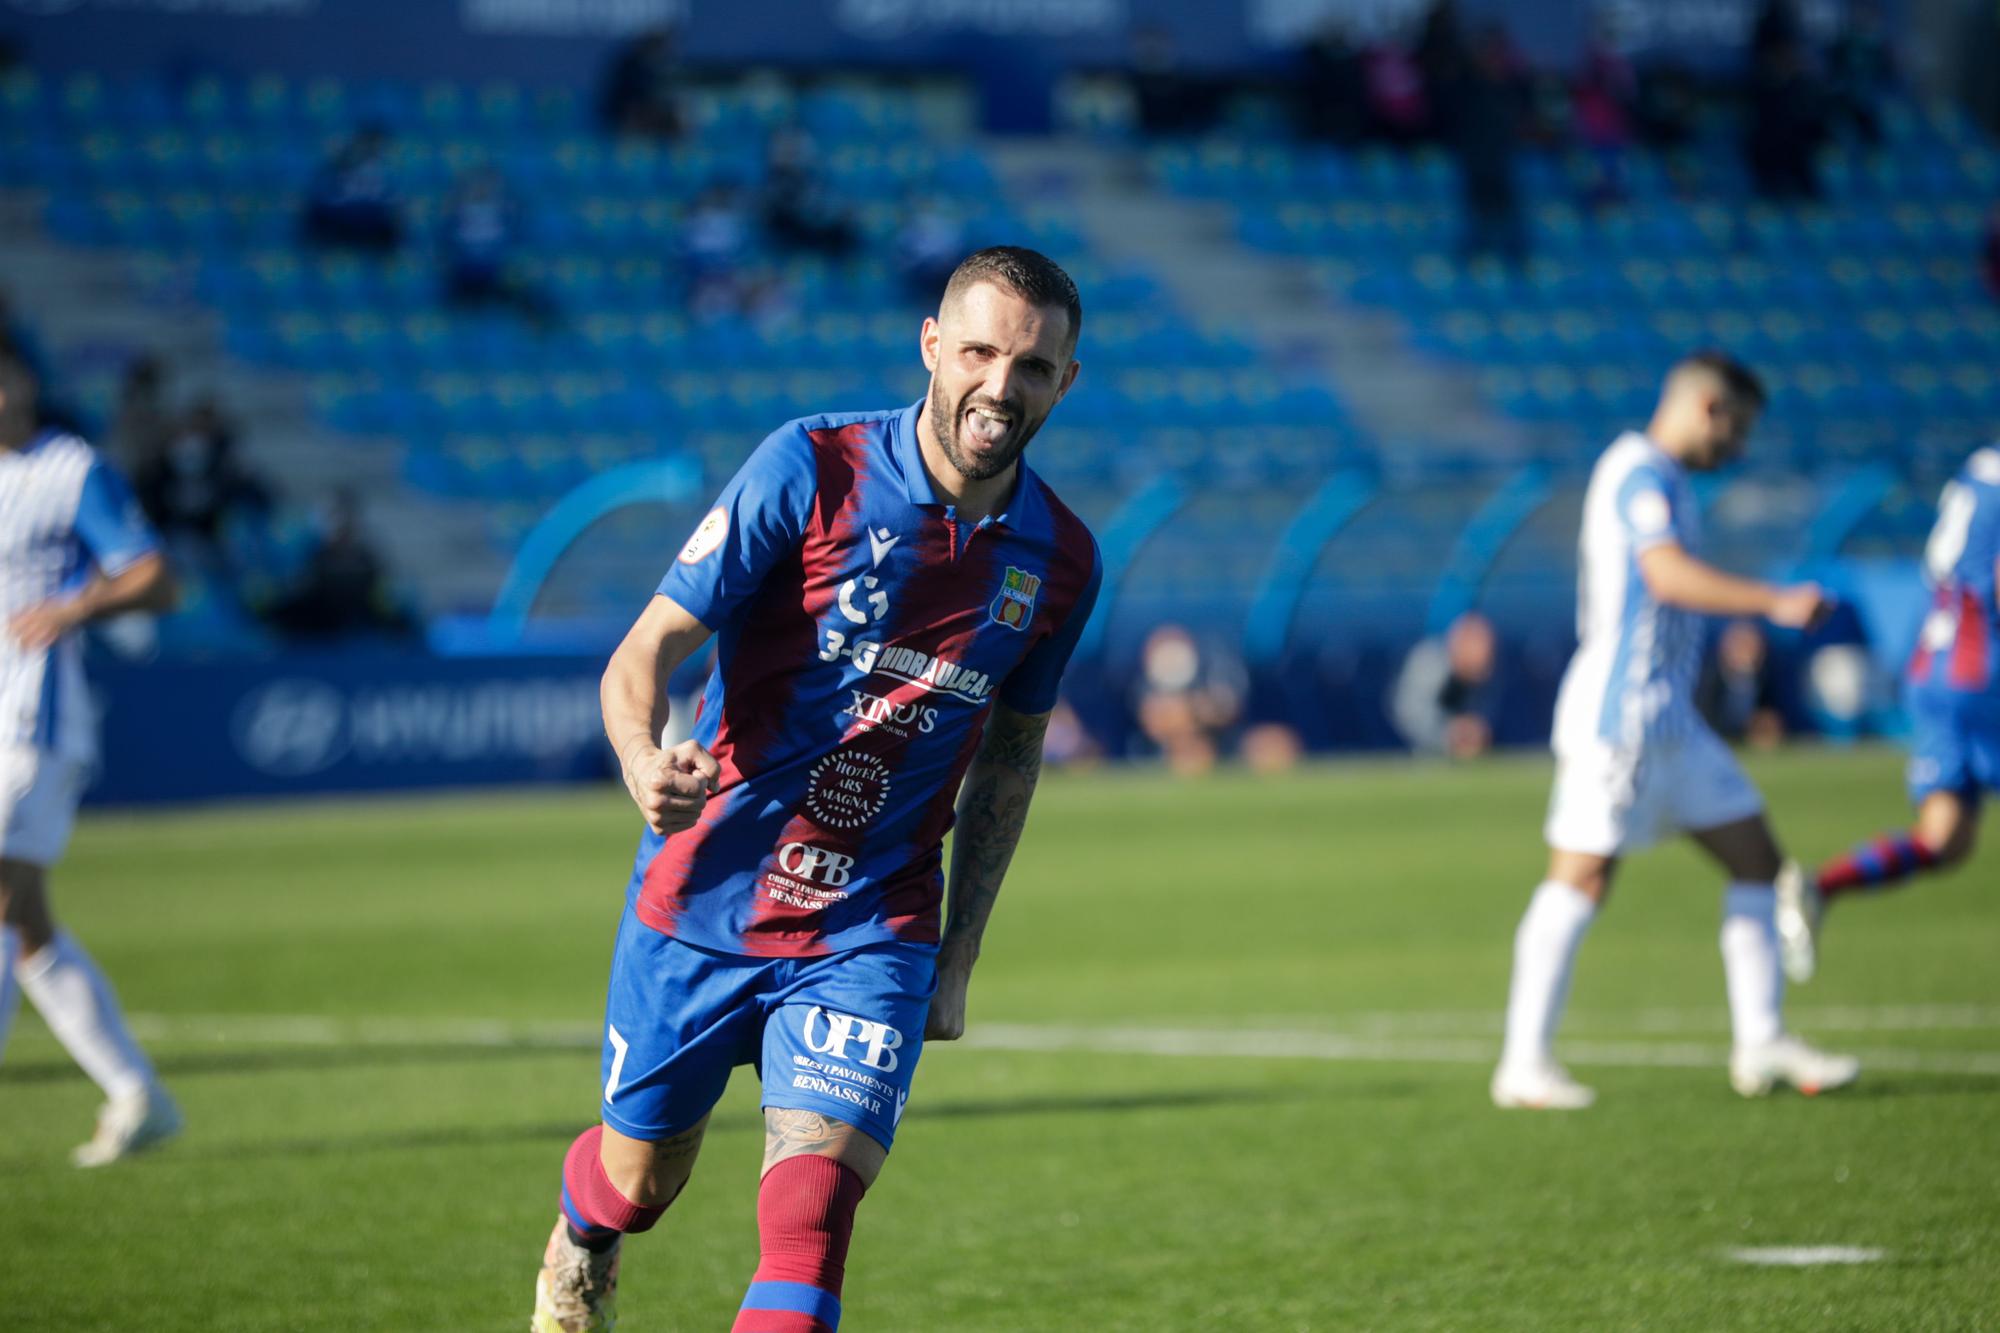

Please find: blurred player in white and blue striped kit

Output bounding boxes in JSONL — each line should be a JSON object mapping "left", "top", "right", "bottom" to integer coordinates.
{"left": 1491, "top": 352, "right": 1860, "bottom": 1110}
{"left": 0, "top": 341, "right": 183, "bottom": 1164}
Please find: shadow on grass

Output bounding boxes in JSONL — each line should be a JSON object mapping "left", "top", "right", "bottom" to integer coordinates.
{"left": 9, "top": 1082, "right": 1316, "bottom": 1168}
{"left": 1831, "top": 1073, "right": 2000, "bottom": 1099}
{"left": 0, "top": 1039, "right": 590, "bottom": 1085}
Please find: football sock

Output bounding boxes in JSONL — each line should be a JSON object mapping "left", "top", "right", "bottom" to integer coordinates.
{"left": 15, "top": 931, "right": 153, "bottom": 1100}
{"left": 559, "top": 1124, "right": 671, "bottom": 1246}
{"left": 1720, "top": 883, "right": 1784, "bottom": 1049}
{"left": 730, "top": 1156, "right": 867, "bottom": 1333}
{"left": 1500, "top": 880, "right": 1597, "bottom": 1071}
{"left": 0, "top": 928, "right": 18, "bottom": 1066}
{"left": 1815, "top": 832, "right": 1939, "bottom": 899}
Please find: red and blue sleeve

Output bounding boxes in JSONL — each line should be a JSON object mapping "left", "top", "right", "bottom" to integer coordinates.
{"left": 998, "top": 541, "right": 1102, "bottom": 715}
{"left": 74, "top": 460, "right": 161, "bottom": 577}
{"left": 657, "top": 425, "right": 819, "bottom": 631}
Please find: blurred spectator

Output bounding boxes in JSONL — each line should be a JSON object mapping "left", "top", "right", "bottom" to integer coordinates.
{"left": 1414, "top": 0, "right": 1471, "bottom": 109}
{"left": 1363, "top": 37, "right": 1431, "bottom": 145}
{"left": 681, "top": 184, "right": 760, "bottom": 320}
{"left": 1697, "top": 619, "right": 1785, "bottom": 748}
{"left": 1745, "top": 36, "right": 1829, "bottom": 200}
{"left": 600, "top": 25, "right": 683, "bottom": 139}
{"left": 1391, "top": 611, "right": 1503, "bottom": 759}
{"left": 1040, "top": 699, "right": 1102, "bottom": 769}
{"left": 1239, "top": 722, "right": 1305, "bottom": 774}
{"left": 441, "top": 169, "right": 553, "bottom": 326}
{"left": 265, "top": 490, "right": 413, "bottom": 642}
{"left": 1826, "top": 0, "right": 1893, "bottom": 146}
{"left": 303, "top": 125, "right": 401, "bottom": 253}
{"left": 1749, "top": 0, "right": 1804, "bottom": 68}
{"left": 106, "top": 354, "right": 173, "bottom": 470}
{"left": 1804, "top": 642, "right": 1875, "bottom": 740}
{"left": 1444, "top": 26, "right": 1529, "bottom": 264}
{"left": 1571, "top": 23, "right": 1636, "bottom": 208}
{"left": 1981, "top": 204, "right": 2000, "bottom": 303}
{"left": 1630, "top": 59, "right": 1702, "bottom": 194}
{"left": 133, "top": 395, "right": 271, "bottom": 559}
{"left": 1296, "top": 20, "right": 1367, "bottom": 144}
{"left": 894, "top": 197, "right": 965, "bottom": 306}
{"left": 1130, "top": 23, "right": 1216, "bottom": 136}
{"left": 1134, "top": 623, "right": 1245, "bottom": 776}
{"left": 760, "top": 127, "right": 859, "bottom": 259}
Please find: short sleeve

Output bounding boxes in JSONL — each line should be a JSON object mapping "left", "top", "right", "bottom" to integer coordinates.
{"left": 1616, "top": 465, "right": 1682, "bottom": 553}
{"left": 74, "top": 460, "right": 160, "bottom": 577}
{"left": 998, "top": 542, "right": 1102, "bottom": 714}
{"left": 656, "top": 424, "right": 819, "bottom": 630}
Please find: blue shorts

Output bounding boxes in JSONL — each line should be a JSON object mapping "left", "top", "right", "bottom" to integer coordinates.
{"left": 597, "top": 905, "right": 938, "bottom": 1151}
{"left": 1906, "top": 687, "right": 2000, "bottom": 804}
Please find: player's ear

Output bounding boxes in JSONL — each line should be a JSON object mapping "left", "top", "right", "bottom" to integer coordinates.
{"left": 1054, "top": 358, "right": 1080, "bottom": 403}
{"left": 919, "top": 317, "right": 941, "bottom": 373}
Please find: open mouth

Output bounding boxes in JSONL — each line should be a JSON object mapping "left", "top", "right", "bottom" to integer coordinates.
{"left": 962, "top": 403, "right": 1013, "bottom": 449}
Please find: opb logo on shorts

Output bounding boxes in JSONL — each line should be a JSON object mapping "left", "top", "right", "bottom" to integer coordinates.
{"left": 801, "top": 1006, "right": 904, "bottom": 1072}
{"left": 776, "top": 842, "right": 855, "bottom": 887}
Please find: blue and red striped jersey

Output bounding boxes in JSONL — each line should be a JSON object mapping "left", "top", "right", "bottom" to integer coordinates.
{"left": 630, "top": 402, "right": 1101, "bottom": 957}
{"left": 1909, "top": 446, "right": 2000, "bottom": 696}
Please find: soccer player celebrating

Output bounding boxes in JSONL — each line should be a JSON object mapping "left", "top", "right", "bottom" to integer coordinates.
{"left": 0, "top": 342, "right": 183, "bottom": 1164}
{"left": 1491, "top": 352, "right": 1859, "bottom": 1110}
{"left": 1780, "top": 445, "right": 2000, "bottom": 978}
{"left": 531, "top": 247, "right": 1100, "bottom": 1333}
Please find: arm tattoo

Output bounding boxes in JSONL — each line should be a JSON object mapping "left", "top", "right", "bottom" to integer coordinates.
{"left": 944, "top": 706, "right": 1049, "bottom": 947}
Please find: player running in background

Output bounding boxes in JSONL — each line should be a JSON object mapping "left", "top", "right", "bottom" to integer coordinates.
{"left": 1491, "top": 352, "right": 1859, "bottom": 1110}
{"left": 531, "top": 247, "right": 1100, "bottom": 1333}
{"left": 1780, "top": 445, "right": 2000, "bottom": 980}
{"left": 0, "top": 342, "right": 182, "bottom": 1164}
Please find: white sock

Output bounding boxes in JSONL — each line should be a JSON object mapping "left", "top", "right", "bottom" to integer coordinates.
{"left": 0, "top": 928, "right": 18, "bottom": 1066}
{"left": 1501, "top": 880, "right": 1598, "bottom": 1071}
{"left": 1721, "top": 882, "right": 1785, "bottom": 1050}
{"left": 16, "top": 931, "right": 155, "bottom": 1101}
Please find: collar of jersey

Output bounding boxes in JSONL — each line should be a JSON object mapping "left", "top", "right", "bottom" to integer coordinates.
{"left": 3, "top": 427, "right": 61, "bottom": 458}
{"left": 1623, "top": 429, "right": 1682, "bottom": 474}
{"left": 890, "top": 399, "right": 1047, "bottom": 535}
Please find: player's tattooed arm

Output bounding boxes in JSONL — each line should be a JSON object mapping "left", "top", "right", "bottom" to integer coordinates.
{"left": 932, "top": 704, "right": 1050, "bottom": 1040}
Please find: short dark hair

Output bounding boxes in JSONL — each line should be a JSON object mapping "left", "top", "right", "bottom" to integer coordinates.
{"left": 941, "top": 246, "right": 1082, "bottom": 351}
{"left": 0, "top": 336, "right": 34, "bottom": 391}
{"left": 1678, "top": 349, "right": 1765, "bottom": 409}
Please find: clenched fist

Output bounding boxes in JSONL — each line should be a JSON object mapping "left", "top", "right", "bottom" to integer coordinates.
{"left": 1768, "top": 583, "right": 1833, "bottom": 632}
{"left": 624, "top": 739, "right": 721, "bottom": 836}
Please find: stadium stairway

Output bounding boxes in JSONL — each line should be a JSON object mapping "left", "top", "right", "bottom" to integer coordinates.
{"left": 0, "top": 186, "right": 504, "bottom": 616}
{"left": 984, "top": 137, "right": 1551, "bottom": 474}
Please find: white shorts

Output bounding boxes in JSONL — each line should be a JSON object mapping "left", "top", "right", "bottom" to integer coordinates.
{"left": 0, "top": 747, "right": 87, "bottom": 867}
{"left": 1544, "top": 726, "right": 1764, "bottom": 857}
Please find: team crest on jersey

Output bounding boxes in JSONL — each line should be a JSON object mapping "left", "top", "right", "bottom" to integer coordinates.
{"left": 989, "top": 567, "right": 1041, "bottom": 632}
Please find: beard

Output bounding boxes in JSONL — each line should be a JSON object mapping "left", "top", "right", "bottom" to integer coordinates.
{"left": 927, "top": 375, "right": 1044, "bottom": 484}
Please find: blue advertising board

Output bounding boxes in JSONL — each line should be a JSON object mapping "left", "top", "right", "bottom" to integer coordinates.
{"left": 87, "top": 649, "right": 615, "bottom": 804}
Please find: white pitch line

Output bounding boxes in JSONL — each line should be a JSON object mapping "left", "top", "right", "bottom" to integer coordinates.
{"left": 960, "top": 1024, "right": 2000, "bottom": 1077}
{"left": 1725, "top": 1246, "right": 1886, "bottom": 1267}
{"left": 1230, "top": 1004, "right": 2000, "bottom": 1036}
{"left": 77, "top": 1011, "right": 2000, "bottom": 1079}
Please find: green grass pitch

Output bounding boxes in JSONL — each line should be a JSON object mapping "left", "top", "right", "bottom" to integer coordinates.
{"left": 2, "top": 746, "right": 1996, "bottom": 1330}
